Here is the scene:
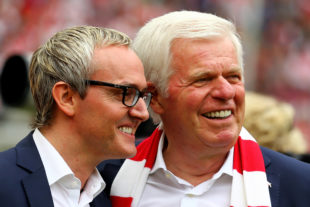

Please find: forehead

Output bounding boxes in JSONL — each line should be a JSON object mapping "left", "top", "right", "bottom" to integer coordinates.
{"left": 171, "top": 37, "right": 237, "bottom": 60}
{"left": 170, "top": 37, "right": 239, "bottom": 74}
{"left": 90, "top": 46, "right": 146, "bottom": 88}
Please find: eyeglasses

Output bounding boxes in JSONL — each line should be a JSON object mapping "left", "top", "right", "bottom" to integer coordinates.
{"left": 85, "top": 80, "right": 152, "bottom": 108}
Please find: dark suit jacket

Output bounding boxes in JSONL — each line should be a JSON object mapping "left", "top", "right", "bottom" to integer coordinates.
{"left": 99, "top": 146, "right": 310, "bottom": 207}
{"left": 0, "top": 132, "right": 112, "bottom": 207}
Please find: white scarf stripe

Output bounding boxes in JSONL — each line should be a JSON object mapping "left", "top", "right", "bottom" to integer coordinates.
{"left": 231, "top": 170, "right": 271, "bottom": 207}
{"left": 243, "top": 171, "right": 271, "bottom": 206}
{"left": 239, "top": 128, "right": 256, "bottom": 141}
{"left": 111, "top": 159, "right": 147, "bottom": 197}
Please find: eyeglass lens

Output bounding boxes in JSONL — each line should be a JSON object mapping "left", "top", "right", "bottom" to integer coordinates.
{"left": 123, "top": 88, "right": 151, "bottom": 107}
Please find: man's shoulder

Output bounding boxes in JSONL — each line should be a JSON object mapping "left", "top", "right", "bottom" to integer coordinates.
{"left": 0, "top": 143, "right": 29, "bottom": 205}
{"left": 261, "top": 146, "right": 310, "bottom": 175}
{"left": 261, "top": 147, "right": 310, "bottom": 206}
{"left": 0, "top": 132, "right": 38, "bottom": 179}
{"left": 0, "top": 147, "right": 17, "bottom": 174}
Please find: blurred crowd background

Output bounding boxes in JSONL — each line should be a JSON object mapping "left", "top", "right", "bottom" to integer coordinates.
{"left": 0, "top": 0, "right": 310, "bottom": 153}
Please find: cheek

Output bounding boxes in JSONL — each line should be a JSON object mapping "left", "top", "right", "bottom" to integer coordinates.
{"left": 183, "top": 88, "right": 207, "bottom": 109}
{"left": 235, "top": 86, "right": 245, "bottom": 120}
{"left": 167, "top": 86, "right": 206, "bottom": 112}
{"left": 236, "top": 85, "right": 245, "bottom": 106}
{"left": 101, "top": 106, "right": 128, "bottom": 124}
{"left": 79, "top": 98, "right": 125, "bottom": 127}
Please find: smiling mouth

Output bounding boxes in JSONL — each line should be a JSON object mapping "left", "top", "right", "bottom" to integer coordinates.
{"left": 203, "top": 110, "right": 232, "bottom": 119}
{"left": 119, "top": 126, "right": 134, "bottom": 135}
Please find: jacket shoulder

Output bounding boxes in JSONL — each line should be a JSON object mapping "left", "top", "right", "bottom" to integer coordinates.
{"left": 261, "top": 146, "right": 310, "bottom": 207}
{"left": 261, "top": 146, "right": 310, "bottom": 173}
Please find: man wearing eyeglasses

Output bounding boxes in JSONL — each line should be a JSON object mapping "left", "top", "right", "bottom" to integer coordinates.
{"left": 0, "top": 26, "right": 150, "bottom": 207}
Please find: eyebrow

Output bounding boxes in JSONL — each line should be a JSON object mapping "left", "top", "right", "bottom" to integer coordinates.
{"left": 117, "top": 81, "right": 148, "bottom": 91}
{"left": 188, "top": 70, "right": 212, "bottom": 80}
{"left": 188, "top": 66, "right": 242, "bottom": 80}
{"left": 227, "top": 67, "right": 242, "bottom": 75}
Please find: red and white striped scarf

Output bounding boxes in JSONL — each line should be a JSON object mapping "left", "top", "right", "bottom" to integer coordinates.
{"left": 110, "top": 126, "right": 271, "bottom": 207}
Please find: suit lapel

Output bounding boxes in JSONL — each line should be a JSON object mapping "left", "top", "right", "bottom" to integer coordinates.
{"left": 22, "top": 168, "right": 54, "bottom": 207}
{"left": 16, "top": 133, "right": 54, "bottom": 207}
{"left": 262, "top": 147, "right": 280, "bottom": 207}
{"left": 90, "top": 191, "right": 112, "bottom": 207}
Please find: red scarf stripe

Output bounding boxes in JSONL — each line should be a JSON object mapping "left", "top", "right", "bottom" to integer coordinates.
{"left": 130, "top": 128, "right": 162, "bottom": 168}
{"left": 233, "top": 137, "right": 266, "bottom": 174}
{"left": 111, "top": 196, "right": 133, "bottom": 206}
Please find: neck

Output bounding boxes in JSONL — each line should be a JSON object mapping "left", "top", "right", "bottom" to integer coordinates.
{"left": 40, "top": 125, "right": 97, "bottom": 189}
{"left": 162, "top": 137, "right": 229, "bottom": 186}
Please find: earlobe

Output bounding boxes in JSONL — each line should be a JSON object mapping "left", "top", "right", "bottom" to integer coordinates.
{"left": 52, "top": 81, "right": 76, "bottom": 116}
{"left": 147, "top": 83, "right": 165, "bottom": 114}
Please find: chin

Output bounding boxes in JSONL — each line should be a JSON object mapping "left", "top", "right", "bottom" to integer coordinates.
{"left": 205, "top": 138, "right": 234, "bottom": 149}
{"left": 127, "top": 147, "right": 138, "bottom": 158}
{"left": 209, "top": 131, "right": 238, "bottom": 147}
{"left": 116, "top": 146, "right": 137, "bottom": 159}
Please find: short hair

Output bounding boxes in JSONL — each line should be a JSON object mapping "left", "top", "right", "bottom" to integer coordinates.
{"left": 133, "top": 11, "right": 243, "bottom": 124}
{"left": 29, "top": 25, "right": 131, "bottom": 128}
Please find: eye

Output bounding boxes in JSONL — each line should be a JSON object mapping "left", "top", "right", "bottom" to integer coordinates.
{"left": 124, "top": 87, "right": 138, "bottom": 102}
{"left": 103, "top": 86, "right": 123, "bottom": 100}
{"left": 198, "top": 77, "right": 212, "bottom": 82}
{"left": 192, "top": 77, "right": 213, "bottom": 87}
{"left": 125, "top": 87, "right": 137, "bottom": 96}
{"left": 227, "top": 74, "right": 241, "bottom": 83}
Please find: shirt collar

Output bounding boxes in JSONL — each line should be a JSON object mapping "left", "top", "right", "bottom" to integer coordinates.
{"left": 33, "top": 128, "right": 106, "bottom": 193}
{"left": 150, "top": 131, "right": 167, "bottom": 174}
{"left": 84, "top": 168, "right": 106, "bottom": 198}
{"left": 33, "top": 128, "right": 73, "bottom": 185}
{"left": 150, "top": 131, "right": 233, "bottom": 178}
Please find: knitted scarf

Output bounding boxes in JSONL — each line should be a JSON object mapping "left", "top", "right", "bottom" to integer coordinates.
{"left": 110, "top": 126, "right": 271, "bottom": 207}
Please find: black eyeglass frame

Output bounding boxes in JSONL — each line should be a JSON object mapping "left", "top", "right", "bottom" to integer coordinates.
{"left": 85, "top": 79, "right": 152, "bottom": 108}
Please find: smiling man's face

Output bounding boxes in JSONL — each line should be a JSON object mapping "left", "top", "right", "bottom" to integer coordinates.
{"left": 157, "top": 37, "right": 245, "bottom": 154}
{"left": 75, "top": 45, "right": 149, "bottom": 160}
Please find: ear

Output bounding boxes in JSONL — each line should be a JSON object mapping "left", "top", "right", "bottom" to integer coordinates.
{"left": 147, "top": 82, "right": 165, "bottom": 115}
{"left": 52, "top": 81, "right": 77, "bottom": 117}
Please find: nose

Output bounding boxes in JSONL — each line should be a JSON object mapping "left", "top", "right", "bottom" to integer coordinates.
{"left": 211, "top": 77, "right": 235, "bottom": 100}
{"left": 128, "top": 97, "right": 149, "bottom": 121}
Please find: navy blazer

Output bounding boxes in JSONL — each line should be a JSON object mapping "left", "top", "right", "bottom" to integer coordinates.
{"left": 99, "top": 146, "right": 310, "bottom": 207}
{"left": 0, "top": 132, "right": 112, "bottom": 207}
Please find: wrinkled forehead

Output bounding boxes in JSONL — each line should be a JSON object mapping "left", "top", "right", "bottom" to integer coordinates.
{"left": 170, "top": 36, "right": 242, "bottom": 76}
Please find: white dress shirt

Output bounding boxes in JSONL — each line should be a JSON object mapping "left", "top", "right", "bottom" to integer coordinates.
{"left": 137, "top": 134, "right": 233, "bottom": 207}
{"left": 33, "top": 128, "right": 105, "bottom": 207}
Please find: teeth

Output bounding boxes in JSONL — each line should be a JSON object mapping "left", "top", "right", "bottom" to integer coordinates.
{"left": 204, "top": 110, "right": 231, "bottom": 118}
{"left": 119, "top": 127, "right": 133, "bottom": 134}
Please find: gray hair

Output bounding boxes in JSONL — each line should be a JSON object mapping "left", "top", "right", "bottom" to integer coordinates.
{"left": 133, "top": 11, "right": 243, "bottom": 123}
{"left": 29, "top": 25, "right": 131, "bottom": 128}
